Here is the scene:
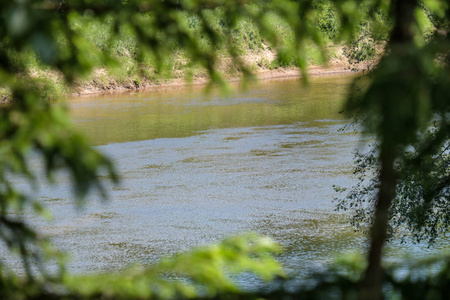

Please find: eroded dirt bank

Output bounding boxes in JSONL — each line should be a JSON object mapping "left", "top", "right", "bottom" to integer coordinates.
{"left": 71, "top": 48, "right": 368, "bottom": 97}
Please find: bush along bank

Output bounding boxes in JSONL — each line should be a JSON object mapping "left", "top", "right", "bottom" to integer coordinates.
{"left": 0, "top": 0, "right": 400, "bottom": 101}
{"left": 67, "top": 1, "right": 391, "bottom": 95}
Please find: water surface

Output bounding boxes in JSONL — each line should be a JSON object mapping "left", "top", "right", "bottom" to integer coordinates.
{"left": 61, "top": 76, "right": 360, "bottom": 274}
{"left": 70, "top": 76, "right": 352, "bottom": 145}
{"left": 7, "top": 75, "right": 444, "bottom": 276}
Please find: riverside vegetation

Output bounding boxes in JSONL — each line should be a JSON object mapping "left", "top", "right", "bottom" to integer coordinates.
{"left": 0, "top": 1, "right": 449, "bottom": 300}
{"left": 0, "top": 0, "right": 391, "bottom": 100}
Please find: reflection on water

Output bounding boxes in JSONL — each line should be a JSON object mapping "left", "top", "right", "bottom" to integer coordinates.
{"left": 4, "top": 75, "right": 445, "bottom": 276}
{"left": 69, "top": 76, "right": 352, "bottom": 145}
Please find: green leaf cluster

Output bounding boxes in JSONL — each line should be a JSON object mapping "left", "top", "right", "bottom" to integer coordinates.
{"left": 1, "top": 233, "right": 284, "bottom": 299}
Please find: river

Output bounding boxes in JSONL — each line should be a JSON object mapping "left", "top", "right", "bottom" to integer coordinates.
{"left": 6, "top": 75, "right": 446, "bottom": 277}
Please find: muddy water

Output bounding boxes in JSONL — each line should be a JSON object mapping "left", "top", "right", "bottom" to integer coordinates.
{"left": 59, "top": 76, "right": 358, "bottom": 274}
{"left": 10, "top": 75, "right": 442, "bottom": 276}
{"left": 69, "top": 77, "right": 352, "bottom": 145}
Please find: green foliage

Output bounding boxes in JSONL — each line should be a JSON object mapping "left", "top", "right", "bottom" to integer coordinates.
{"left": 0, "top": 0, "right": 393, "bottom": 97}
{"left": 341, "top": 4, "right": 390, "bottom": 66}
{"left": 336, "top": 19, "right": 450, "bottom": 244}
{"left": 312, "top": 0, "right": 341, "bottom": 41}
{"left": 386, "top": 254, "right": 450, "bottom": 300}
{"left": 63, "top": 234, "right": 283, "bottom": 299}
{"left": 0, "top": 0, "right": 358, "bottom": 295}
{"left": 335, "top": 135, "right": 450, "bottom": 244}
{"left": 0, "top": 234, "right": 285, "bottom": 299}
{"left": 343, "top": 38, "right": 376, "bottom": 64}
{"left": 1, "top": 0, "right": 450, "bottom": 299}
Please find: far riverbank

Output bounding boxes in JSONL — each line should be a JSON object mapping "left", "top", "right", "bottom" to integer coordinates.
{"left": 0, "top": 47, "right": 371, "bottom": 103}
{"left": 71, "top": 47, "right": 371, "bottom": 97}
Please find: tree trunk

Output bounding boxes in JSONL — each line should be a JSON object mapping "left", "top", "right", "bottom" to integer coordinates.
{"left": 358, "top": 144, "right": 396, "bottom": 300}
{"left": 358, "top": 0, "right": 418, "bottom": 299}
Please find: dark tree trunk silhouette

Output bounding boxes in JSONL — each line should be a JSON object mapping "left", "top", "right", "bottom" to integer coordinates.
{"left": 358, "top": 0, "right": 419, "bottom": 299}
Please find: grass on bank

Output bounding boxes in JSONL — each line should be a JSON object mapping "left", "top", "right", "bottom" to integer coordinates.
{"left": 1, "top": 0, "right": 391, "bottom": 101}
